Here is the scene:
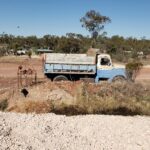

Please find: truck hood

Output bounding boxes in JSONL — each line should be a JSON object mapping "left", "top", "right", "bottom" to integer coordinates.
{"left": 113, "top": 63, "right": 125, "bottom": 69}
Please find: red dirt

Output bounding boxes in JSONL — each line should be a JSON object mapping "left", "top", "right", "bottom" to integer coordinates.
{"left": 136, "top": 67, "right": 150, "bottom": 80}
{"left": 0, "top": 56, "right": 150, "bottom": 89}
{"left": 0, "top": 56, "right": 44, "bottom": 90}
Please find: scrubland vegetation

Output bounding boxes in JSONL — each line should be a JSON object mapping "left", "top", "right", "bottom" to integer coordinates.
{"left": 51, "top": 82, "right": 150, "bottom": 116}
{"left": 0, "top": 34, "right": 150, "bottom": 62}
{"left": 1, "top": 82, "right": 149, "bottom": 116}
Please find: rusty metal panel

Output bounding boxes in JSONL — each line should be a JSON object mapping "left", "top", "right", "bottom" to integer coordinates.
{"left": 45, "top": 53, "right": 96, "bottom": 65}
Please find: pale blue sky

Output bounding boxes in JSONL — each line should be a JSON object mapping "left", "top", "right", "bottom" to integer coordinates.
{"left": 0, "top": 0, "right": 150, "bottom": 38}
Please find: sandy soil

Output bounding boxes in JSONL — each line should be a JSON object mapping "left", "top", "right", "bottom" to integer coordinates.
{"left": 137, "top": 66, "right": 150, "bottom": 80}
{"left": 0, "top": 56, "right": 44, "bottom": 78}
{"left": 0, "top": 112, "right": 150, "bottom": 150}
{"left": 135, "top": 66, "right": 150, "bottom": 87}
{"left": 0, "top": 56, "right": 44, "bottom": 90}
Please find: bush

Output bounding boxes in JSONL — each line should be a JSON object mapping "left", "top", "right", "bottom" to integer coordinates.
{"left": 0, "top": 99, "right": 8, "bottom": 111}
{"left": 126, "top": 61, "right": 143, "bottom": 81}
{"left": 27, "top": 50, "right": 32, "bottom": 58}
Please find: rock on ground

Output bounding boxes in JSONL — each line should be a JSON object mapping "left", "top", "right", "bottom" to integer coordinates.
{"left": 0, "top": 112, "right": 150, "bottom": 150}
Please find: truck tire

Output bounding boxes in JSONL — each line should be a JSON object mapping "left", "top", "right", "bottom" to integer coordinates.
{"left": 53, "top": 75, "right": 68, "bottom": 81}
{"left": 112, "top": 76, "right": 126, "bottom": 83}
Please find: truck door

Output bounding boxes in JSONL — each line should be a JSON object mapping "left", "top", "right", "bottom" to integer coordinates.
{"left": 95, "top": 55, "right": 113, "bottom": 82}
{"left": 95, "top": 54, "right": 126, "bottom": 83}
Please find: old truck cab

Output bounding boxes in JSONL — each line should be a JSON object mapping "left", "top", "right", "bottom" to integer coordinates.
{"left": 95, "top": 54, "right": 126, "bottom": 83}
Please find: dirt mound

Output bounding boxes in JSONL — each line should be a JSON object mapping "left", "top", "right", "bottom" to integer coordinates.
{"left": 6, "top": 81, "right": 75, "bottom": 108}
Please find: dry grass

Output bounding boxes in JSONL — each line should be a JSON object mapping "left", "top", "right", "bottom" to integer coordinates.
{"left": 6, "top": 82, "right": 150, "bottom": 116}
{"left": 8, "top": 100, "right": 52, "bottom": 114}
{"left": 51, "top": 97, "right": 150, "bottom": 116}
{"left": 0, "top": 56, "right": 27, "bottom": 63}
{"left": 51, "top": 82, "right": 150, "bottom": 116}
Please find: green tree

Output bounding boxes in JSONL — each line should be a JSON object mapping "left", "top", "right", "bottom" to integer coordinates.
{"left": 80, "top": 10, "right": 111, "bottom": 41}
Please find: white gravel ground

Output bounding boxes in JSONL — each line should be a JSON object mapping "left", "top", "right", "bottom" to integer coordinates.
{"left": 0, "top": 112, "right": 150, "bottom": 150}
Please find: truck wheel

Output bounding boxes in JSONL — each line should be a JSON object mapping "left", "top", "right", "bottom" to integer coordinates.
{"left": 53, "top": 75, "right": 68, "bottom": 81}
{"left": 112, "top": 76, "right": 126, "bottom": 83}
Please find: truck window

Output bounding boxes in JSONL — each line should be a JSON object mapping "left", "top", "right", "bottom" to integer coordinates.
{"left": 100, "top": 58, "right": 111, "bottom": 66}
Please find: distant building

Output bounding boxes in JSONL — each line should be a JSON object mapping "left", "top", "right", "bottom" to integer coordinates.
{"left": 16, "top": 49, "right": 27, "bottom": 55}
{"left": 37, "top": 49, "right": 53, "bottom": 54}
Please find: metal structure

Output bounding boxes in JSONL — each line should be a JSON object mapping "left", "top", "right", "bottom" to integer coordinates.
{"left": 17, "top": 62, "right": 37, "bottom": 89}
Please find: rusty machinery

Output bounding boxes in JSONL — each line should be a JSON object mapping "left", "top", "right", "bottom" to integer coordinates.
{"left": 17, "top": 59, "right": 37, "bottom": 89}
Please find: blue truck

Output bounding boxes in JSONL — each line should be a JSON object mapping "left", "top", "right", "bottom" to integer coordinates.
{"left": 44, "top": 53, "right": 127, "bottom": 83}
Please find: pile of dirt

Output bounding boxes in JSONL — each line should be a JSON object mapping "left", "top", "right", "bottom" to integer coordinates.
{"left": 6, "top": 81, "right": 75, "bottom": 108}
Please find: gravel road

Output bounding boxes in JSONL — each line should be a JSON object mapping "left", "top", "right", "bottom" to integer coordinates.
{"left": 0, "top": 112, "right": 150, "bottom": 150}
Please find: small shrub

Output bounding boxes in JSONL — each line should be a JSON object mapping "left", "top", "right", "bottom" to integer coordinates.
{"left": 27, "top": 50, "right": 32, "bottom": 58}
{"left": 126, "top": 61, "right": 143, "bottom": 81}
{"left": 0, "top": 99, "right": 8, "bottom": 111}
